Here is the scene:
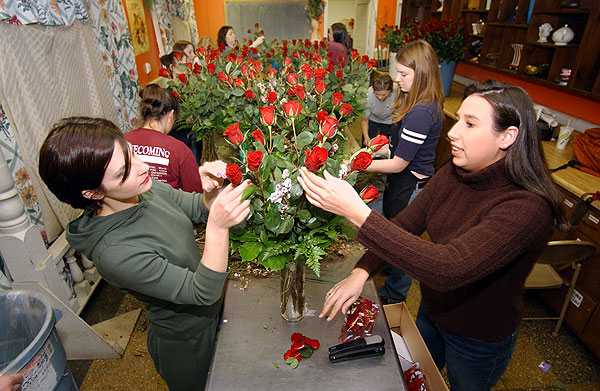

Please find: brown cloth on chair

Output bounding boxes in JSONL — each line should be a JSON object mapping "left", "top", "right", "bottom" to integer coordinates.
{"left": 572, "top": 128, "right": 600, "bottom": 177}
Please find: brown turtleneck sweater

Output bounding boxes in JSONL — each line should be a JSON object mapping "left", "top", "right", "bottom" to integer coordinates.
{"left": 355, "top": 159, "right": 553, "bottom": 341}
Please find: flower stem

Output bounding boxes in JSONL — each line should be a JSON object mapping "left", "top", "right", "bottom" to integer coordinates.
{"left": 254, "top": 172, "right": 266, "bottom": 202}
{"left": 291, "top": 118, "right": 300, "bottom": 167}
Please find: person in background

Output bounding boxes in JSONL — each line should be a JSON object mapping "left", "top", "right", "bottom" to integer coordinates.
{"left": 299, "top": 79, "right": 568, "bottom": 390}
{"left": 198, "top": 36, "right": 217, "bottom": 50}
{"left": 0, "top": 374, "right": 23, "bottom": 391}
{"left": 217, "top": 25, "right": 264, "bottom": 52}
{"left": 39, "top": 117, "right": 251, "bottom": 391}
{"left": 310, "top": 19, "right": 351, "bottom": 66}
{"left": 173, "top": 40, "right": 200, "bottom": 65}
{"left": 361, "top": 72, "right": 397, "bottom": 147}
{"left": 159, "top": 52, "right": 184, "bottom": 80}
{"left": 365, "top": 40, "right": 444, "bottom": 304}
{"left": 126, "top": 84, "right": 202, "bottom": 193}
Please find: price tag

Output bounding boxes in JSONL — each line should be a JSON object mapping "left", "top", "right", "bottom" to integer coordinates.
{"left": 570, "top": 289, "right": 583, "bottom": 308}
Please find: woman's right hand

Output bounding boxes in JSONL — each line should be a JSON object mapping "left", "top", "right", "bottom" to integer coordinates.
{"left": 321, "top": 268, "right": 369, "bottom": 321}
{"left": 207, "top": 180, "right": 251, "bottom": 230}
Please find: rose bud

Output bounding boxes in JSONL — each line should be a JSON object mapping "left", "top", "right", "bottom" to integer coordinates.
{"left": 317, "top": 116, "right": 338, "bottom": 141}
{"left": 251, "top": 129, "right": 265, "bottom": 145}
{"left": 339, "top": 103, "right": 353, "bottom": 117}
{"left": 359, "top": 185, "right": 380, "bottom": 204}
{"left": 244, "top": 89, "right": 256, "bottom": 99}
{"left": 369, "top": 135, "right": 389, "bottom": 151}
{"left": 158, "top": 68, "right": 169, "bottom": 78}
{"left": 332, "top": 92, "right": 343, "bottom": 106}
{"left": 282, "top": 101, "right": 302, "bottom": 118}
{"left": 286, "top": 72, "right": 299, "bottom": 86}
{"left": 246, "top": 150, "right": 263, "bottom": 172}
{"left": 223, "top": 123, "right": 244, "bottom": 146}
{"left": 260, "top": 106, "right": 276, "bottom": 126}
{"left": 226, "top": 163, "right": 243, "bottom": 186}
{"left": 267, "top": 91, "right": 278, "bottom": 103}
{"left": 304, "top": 146, "right": 328, "bottom": 172}
{"left": 177, "top": 73, "right": 187, "bottom": 84}
{"left": 350, "top": 151, "right": 373, "bottom": 171}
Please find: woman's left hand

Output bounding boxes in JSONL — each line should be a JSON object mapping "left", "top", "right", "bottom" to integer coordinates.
{"left": 251, "top": 36, "right": 265, "bottom": 48}
{"left": 298, "top": 167, "right": 371, "bottom": 227}
{"left": 199, "top": 161, "right": 226, "bottom": 193}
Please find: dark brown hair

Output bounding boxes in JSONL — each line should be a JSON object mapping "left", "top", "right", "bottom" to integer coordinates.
{"left": 160, "top": 52, "right": 177, "bottom": 78}
{"left": 137, "top": 84, "right": 179, "bottom": 127}
{"left": 464, "top": 80, "right": 569, "bottom": 231}
{"left": 173, "top": 40, "right": 194, "bottom": 54}
{"left": 217, "top": 26, "right": 233, "bottom": 48}
{"left": 330, "top": 23, "right": 351, "bottom": 51}
{"left": 392, "top": 40, "right": 444, "bottom": 123}
{"left": 39, "top": 117, "right": 130, "bottom": 211}
{"left": 372, "top": 73, "right": 394, "bottom": 92}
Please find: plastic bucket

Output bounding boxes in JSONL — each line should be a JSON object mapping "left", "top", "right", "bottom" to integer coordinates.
{"left": 0, "top": 291, "right": 78, "bottom": 391}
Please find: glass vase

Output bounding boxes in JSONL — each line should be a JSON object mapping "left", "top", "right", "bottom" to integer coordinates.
{"left": 280, "top": 263, "right": 305, "bottom": 322}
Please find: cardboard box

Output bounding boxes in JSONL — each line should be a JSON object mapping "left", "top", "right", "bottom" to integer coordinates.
{"left": 384, "top": 303, "right": 448, "bottom": 391}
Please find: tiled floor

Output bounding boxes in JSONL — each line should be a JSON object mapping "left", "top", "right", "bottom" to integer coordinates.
{"left": 69, "top": 265, "right": 600, "bottom": 390}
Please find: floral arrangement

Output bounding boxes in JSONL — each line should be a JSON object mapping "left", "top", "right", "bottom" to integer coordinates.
{"left": 382, "top": 18, "right": 468, "bottom": 63}
{"left": 305, "top": 0, "right": 325, "bottom": 20}
{"left": 168, "top": 27, "right": 383, "bottom": 277}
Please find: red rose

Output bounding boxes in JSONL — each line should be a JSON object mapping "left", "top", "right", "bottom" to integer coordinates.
{"left": 367, "top": 60, "right": 376, "bottom": 69}
{"left": 260, "top": 106, "right": 276, "bottom": 126}
{"left": 294, "top": 85, "right": 306, "bottom": 100}
{"left": 226, "top": 163, "right": 243, "bottom": 185}
{"left": 359, "top": 185, "right": 380, "bottom": 205}
{"left": 269, "top": 68, "right": 277, "bottom": 77}
{"left": 300, "top": 64, "right": 313, "bottom": 80}
{"left": 287, "top": 87, "right": 296, "bottom": 97}
{"left": 226, "top": 53, "right": 236, "bottom": 63}
{"left": 332, "top": 92, "right": 343, "bottom": 106}
{"left": 171, "top": 90, "right": 180, "bottom": 99}
{"left": 253, "top": 62, "right": 262, "bottom": 72}
{"left": 246, "top": 150, "right": 263, "bottom": 172}
{"left": 245, "top": 89, "right": 256, "bottom": 99}
{"left": 251, "top": 129, "right": 264, "bottom": 145}
{"left": 241, "top": 64, "right": 249, "bottom": 76}
{"left": 223, "top": 123, "right": 244, "bottom": 146}
{"left": 314, "top": 68, "right": 327, "bottom": 80}
{"left": 350, "top": 151, "right": 373, "bottom": 171}
{"left": 158, "top": 68, "right": 169, "bottom": 78}
{"left": 284, "top": 57, "right": 292, "bottom": 66}
{"left": 352, "top": 49, "right": 359, "bottom": 60}
{"left": 234, "top": 78, "right": 244, "bottom": 88}
{"left": 339, "top": 103, "right": 353, "bottom": 117}
{"left": 305, "top": 146, "right": 328, "bottom": 172}
{"left": 327, "top": 62, "right": 334, "bottom": 73}
{"left": 361, "top": 55, "right": 369, "bottom": 64}
{"left": 286, "top": 72, "right": 298, "bottom": 86}
{"left": 369, "top": 135, "right": 389, "bottom": 151}
{"left": 177, "top": 73, "right": 187, "bottom": 84}
{"left": 282, "top": 101, "right": 302, "bottom": 118}
{"left": 267, "top": 91, "right": 278, "bottom": 104}
{"left": 314, "top": 80, "right": 326, "bottom": 94}
{"left": 336, "top": 70, "right": 344, "bottom": 80}
{"left": 337, "top": 55, "right": 344, "bottom": 66}
{"left": 217, "top": 72, "right": 227, "bottom": 83}
{"left": 174, "top": 52, "right": 183, "bottom": 61}
{"left": 193, "top": 63, "right": 202, "bottom": 75}
{"left": 316, "top": 110, "right": 328, "bottom": 125}
{"left": 207, "top": 62, "right": 216, "bottom": 74}
{"left": 317, "top": 116, "right": 338, "bottom": 141}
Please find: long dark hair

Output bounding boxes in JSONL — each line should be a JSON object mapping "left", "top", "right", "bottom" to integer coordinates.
{"left": 217, "top": 25, "right": 233, "bottom": 48}
{"left": 39, "top": 117, "right": 130, "bottom": 211}
{"left": 137, "top": 84, "right": 179, "bottom": 127}
{"left": 330, "top": 23, "right": 351, "bottom": 51}
{"left": 464, "top": 80, "right": 569, "bottom": 232}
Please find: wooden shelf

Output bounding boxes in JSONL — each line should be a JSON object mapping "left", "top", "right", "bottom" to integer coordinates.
{"left": 533, "top": 9, "right": 591, "bottom": 15}
{"left": 527, "top": 42, "right": 579, "bottom": 49}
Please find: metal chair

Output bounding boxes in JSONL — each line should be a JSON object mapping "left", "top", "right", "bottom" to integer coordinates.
{"left": 524, "top": 240, "right": 596, "bottom": 336}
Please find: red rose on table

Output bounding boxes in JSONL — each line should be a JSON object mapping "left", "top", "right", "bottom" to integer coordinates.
{"left": 339, "top": 103, "right": 353, "bottom": 117}
{"left": 246, "top": 150, "right": 263, "bottom": 172}
{"left": 316, "top": 110, "right": 328, "bottom": 125}
{"left": 332, "top": 92, "right": 343, "bottom": 106}
{"left": 244, "top": 89, "right": 256, "bottom": 99}
{"left": 369, "top": 135, "right": 389, "bottom": 151}
{"left": 217, "top": 72, "right": 227, "bottom": 83}
{"left": 177, "top": 73, "right": 187, "bottom": 84}
{"left": 350, "top": 151, "right": 373, "bottom": 171}
{"left": 294, "top": 85, "right": 306, "bottom": 100}
{"left": 317, "top": 116, "right": 338, "bottom": 141}
{"left": 260, "top": 106, "right": 276, "bottom": 126}
{"left": 286, "top": 72, "right": 298, "bottom": 86}
{"left": 158, "top": 68, "right": 169, "bottom": 78}
{"left": 282, "top": 101, "right": 301, "bottom": 118}
{"left": 359, "top": 185, "right": 380, "bottom": 204}
{"left": 207, "top": 62, "right": 216, "bottom": 74}
{"left": 314, "top": 80, "right": 326, "bottom": 94}
{"left": 314, "top": 67, "right": 327, "bottom": 80}
{"left": 226, "top": 163, "right": 243, "bottom": 185}
{"left": 223, "top": 123, "right": 243, "bottom": 146}
{"left": 305, "top": 146, "right": 328, "bottom": 172}
{"left": 251, "top": 129, "right": 264, "bottom": 144}
{"left": 267, "top": 91, "right": 278, "bottom": 104}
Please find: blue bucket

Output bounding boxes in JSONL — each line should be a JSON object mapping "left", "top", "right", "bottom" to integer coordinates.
{"left": 0, "top": 291, "right": 78, "bottom": 391}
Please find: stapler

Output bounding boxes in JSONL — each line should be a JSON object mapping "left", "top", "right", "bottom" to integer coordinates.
{"left": 328, "top": 335, "right": 385, "bottom": 363}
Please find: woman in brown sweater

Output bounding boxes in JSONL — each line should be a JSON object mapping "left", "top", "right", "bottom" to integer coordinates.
{"left": 299, "top": 80, "right": 568, "bottom": 390}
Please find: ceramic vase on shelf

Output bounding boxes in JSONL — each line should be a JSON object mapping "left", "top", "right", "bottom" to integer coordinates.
{"left": 280, "top": 263, "right": 306, "bottom": 322}
{"left": 552, "top": 25, "right": 575, "bottom": 46}
{"left": 439, "top": 60, "right": 456, "bottom": 97}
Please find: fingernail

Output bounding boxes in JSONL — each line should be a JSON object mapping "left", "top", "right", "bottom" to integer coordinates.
{"left": 246, "top": 179, "right": 252, "bottom": 184}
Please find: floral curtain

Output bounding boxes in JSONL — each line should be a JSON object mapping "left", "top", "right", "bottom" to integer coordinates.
{"left": 0, "top": 0, "right": 88, "bottom": 25}
{"left": 0, "top": 102, "right": 46, "bottom": 242}
{"left": 153, "top": 0, "right": 196, "bottom": 54}
{"left": 87, "top": 0, "right": 139, "bottom": 132}
{"left": 153, "top": 0, "right": 174, "bottom": 54}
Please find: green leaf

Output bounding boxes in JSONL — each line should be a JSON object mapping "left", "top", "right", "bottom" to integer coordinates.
{"left": 277, "top": 216, "right": 294, "bottom": 235}
{"left": 263, "top": 254, "right": 289, "bottom": 270}
{"left": 299, "top": 347, "right": 313, "bottom": 358}
{"left": 298, "top": 209, "right": 311, "bottom": 223}
{"left": 241, "top": 184, "right": 257, "bottom": 201}
{"left": 260, "top": 230, "right": 275, "bottom": 246}
{"left": 289, "top": 358, "right": 299, "bottom": 370}
{"left": 284, "top": 357, "right": 296, "bottom": 364}
{"left": 272, "top": 362, "right": 279, "bottom": 369}
{"left": 289, "top": 183, "right": 304, "bottom": 200}
{"left": 265, "top": 207, "right": 282, "bottom": 233}
{"left": 231, "top": 231, "right": 259, "bottom": 242}
{"left": 225, "top": 61, "right": 232, "bottom": 73}
{"left": 239, "top": 241, "right": 264, "bottom": 262}
{"left": 295, "top": 131, "right": 314, "bottom": 150}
